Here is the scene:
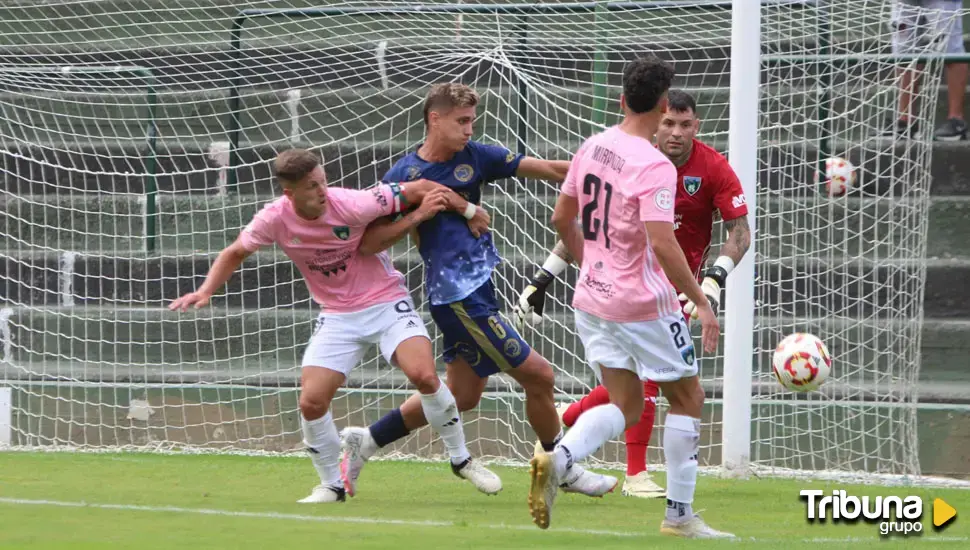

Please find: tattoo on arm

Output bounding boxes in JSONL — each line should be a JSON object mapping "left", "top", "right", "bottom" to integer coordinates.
{"left": 721, "top": 215, "right": 751, "bottom": 263}
{"left": 551, "top": 240, "right": 575, "bottom": 265}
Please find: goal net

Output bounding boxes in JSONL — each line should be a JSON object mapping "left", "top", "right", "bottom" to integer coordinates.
{"left": 0, "top": 0, "right": 953, "bottom": 480}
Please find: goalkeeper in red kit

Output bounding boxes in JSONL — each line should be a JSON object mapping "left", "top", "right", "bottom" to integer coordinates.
{"left": 512, "top": 90, "right": 751, "bottom": 498}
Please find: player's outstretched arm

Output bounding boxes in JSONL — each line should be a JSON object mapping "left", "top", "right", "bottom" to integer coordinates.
{"left": 396, "top": 178, "right": 441, "bottom": 204}
{"left": 358, "top": 189, "right": 450, "bottom": 255}
{"left": 168, "top": 238, "right": 253, "bottom": 312}
{"left": 678, "top": 215, "right": 751, "bottom": 321}
{"left": 646, "top": 221, "right": 719, "bottom": 353}
{"left": 516, "top": 157, "right": 571, "bottom": 182}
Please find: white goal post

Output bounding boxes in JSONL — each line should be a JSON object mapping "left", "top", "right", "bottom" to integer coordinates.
{"left": 722, "top": 0, "right": 759, "bottom": 477}
{"left": 0, "top": 0, "right": 961, "bottom": 484}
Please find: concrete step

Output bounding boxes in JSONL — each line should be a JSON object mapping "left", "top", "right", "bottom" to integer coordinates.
{"left": 2, "top": 245, "right": 967, "bottom": 318}
{"left": 3, "top": 193, "right": 968, "bottom": 259}
{"left": 1, "top": 83, "right": 966, "bottom": 151}
{"left": 3, "top": 138, "right": 968, "bottom": 196}
{"left": 0, "top": 306, "right": 964, "bottom": 390}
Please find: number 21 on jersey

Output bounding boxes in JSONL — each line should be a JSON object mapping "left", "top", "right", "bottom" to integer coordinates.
{"left": 582, "top": 173, "right": 613, "bottom": 249}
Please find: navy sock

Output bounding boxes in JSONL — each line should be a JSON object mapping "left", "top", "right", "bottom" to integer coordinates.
{"left": 541, "top": 430, "right": 564, "bottom": 452}
{"left": 369, "top": 408, "right": 410, "bottom": 448}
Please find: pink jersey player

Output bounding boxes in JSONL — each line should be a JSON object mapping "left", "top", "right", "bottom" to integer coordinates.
{"left": 527, "top": 57, "right": 732, "bottom": 539}
{"left": 561, "top": 126, "right": 681, "bottom": 323}
{"left": 239, "top": 185, "right": 409, "bottom": 312}
{"left": 169, "top": 149, "right": 498, "bottom": 505}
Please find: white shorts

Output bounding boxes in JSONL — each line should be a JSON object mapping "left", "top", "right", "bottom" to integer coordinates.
{"left": 301, "top": 297, "right": 430, "bottom": 375}
{"left": 891, "top": 0, "right": 964, "bottom": 55}
{"left": 574, "top": 310, "right": 698, "bottom": 383}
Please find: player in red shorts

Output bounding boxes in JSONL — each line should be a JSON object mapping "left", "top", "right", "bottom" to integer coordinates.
{"left": 512, "top": 89, "right": 751, "bottom": 498}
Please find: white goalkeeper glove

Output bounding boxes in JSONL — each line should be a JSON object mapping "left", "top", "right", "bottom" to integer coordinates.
{"left": 678, "top": 257, "right": 733, "bottom": 322}
{"left": 512, "top": 254, "right": 569, "bottom": 332}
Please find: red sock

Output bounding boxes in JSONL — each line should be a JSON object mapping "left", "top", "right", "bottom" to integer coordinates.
{"left": 562, "top": 384, "right": 610, "bottom": 427}
{"left": 624, "top": 380, "right": 659, "bottom": 476}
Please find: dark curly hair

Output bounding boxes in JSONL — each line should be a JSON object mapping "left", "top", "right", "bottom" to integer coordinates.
{"left": 666, "top": 89, "right": 697, "bottom": 115}
{"left": 622, "top": 55, "right": 675, "bottom": 114}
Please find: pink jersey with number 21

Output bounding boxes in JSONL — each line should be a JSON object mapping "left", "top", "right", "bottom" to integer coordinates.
{"left": 561, "top": 125, "right": 681, "bottom": 323}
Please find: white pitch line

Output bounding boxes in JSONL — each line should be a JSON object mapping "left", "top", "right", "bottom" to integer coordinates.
{"left": 0, "top": 497, "right": 643, "bottom": 537}
{"left": 1, "top": 498, "right": 966, "bottom": 543}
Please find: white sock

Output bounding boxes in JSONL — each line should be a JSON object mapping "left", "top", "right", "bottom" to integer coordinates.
{"left": 552, "top": 404, "right": 625, "bottom": 477}
{"left": 302, "top": 411, "right": 342, "bottom": 488}
{"left": 664, "top": 414, "right": 700, "bottom": 522}
{"left": 419, "top": 383, "right": 471, "bottom": 464}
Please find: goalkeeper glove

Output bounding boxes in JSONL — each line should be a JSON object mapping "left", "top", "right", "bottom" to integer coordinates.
{"left": 512, "top": 255, "right": 569, "bottom": 332}
{"left": 678, "top": 257, "right": 733, "bottom": 321}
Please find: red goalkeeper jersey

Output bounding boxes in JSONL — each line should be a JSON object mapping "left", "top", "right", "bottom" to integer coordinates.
{"left": 672, "top": 139, "right": 748, "bottom": 289}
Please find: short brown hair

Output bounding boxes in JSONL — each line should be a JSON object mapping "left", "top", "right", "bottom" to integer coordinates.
{"left": 274, "top": 148, "right": 320, "bottom": 185}
{"left": 423, "top": 83, "right": 479, "bottom": 126}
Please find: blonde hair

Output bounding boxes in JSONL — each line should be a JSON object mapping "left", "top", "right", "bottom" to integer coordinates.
{"left": 423, "top": 83, "right": 479, "bottom": 126}
{"left": 274, "top": 148, "right": 320, "bottom": 186}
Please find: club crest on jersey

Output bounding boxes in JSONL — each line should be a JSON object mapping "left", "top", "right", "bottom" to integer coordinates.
{"left": 684, "top": 176, "right": 702, "bottom": 196}
{"left": 332, "top": 226, "right": 350, "bottom": 240}
{"left": 405, "top": 166, "right": 422, "bottom": 181}
{"left": 454, "top": 164, "right": 474, "bottom": 182}
{"left": 505, "top": 150, "right": 515, "bottom": 164}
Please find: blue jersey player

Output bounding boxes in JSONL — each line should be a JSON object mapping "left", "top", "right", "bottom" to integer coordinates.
{"left": 339, "top": 83, "right": 618, "bottom": 499}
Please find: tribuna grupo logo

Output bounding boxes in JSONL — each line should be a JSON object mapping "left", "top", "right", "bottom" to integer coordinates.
{"left": 800, "top": 490, "right": 923, "bottom": 536}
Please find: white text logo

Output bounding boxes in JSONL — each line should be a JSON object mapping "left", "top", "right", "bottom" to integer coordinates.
{"left": 800, "top": 490, "right": 923, "bottom": 536}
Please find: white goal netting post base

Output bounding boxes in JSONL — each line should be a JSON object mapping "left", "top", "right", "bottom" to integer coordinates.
{"left": 0, "top": 0, "right": 963, "bottom": 485}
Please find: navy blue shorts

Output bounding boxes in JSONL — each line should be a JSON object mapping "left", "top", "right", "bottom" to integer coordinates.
{"left": 429, "top": 280, "right": 532, "bottom": 378}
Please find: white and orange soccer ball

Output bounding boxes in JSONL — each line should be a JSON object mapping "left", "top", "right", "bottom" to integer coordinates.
{"left": 771, "top": 332, "right": 833, "bottom": 393}
{"left": 819, "top": 156, "right": 856, "bottom": 197}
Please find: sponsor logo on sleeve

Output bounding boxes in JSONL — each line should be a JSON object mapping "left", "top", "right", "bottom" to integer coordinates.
{"left": 655, "top": 188, "right": 674, "bottom": 211}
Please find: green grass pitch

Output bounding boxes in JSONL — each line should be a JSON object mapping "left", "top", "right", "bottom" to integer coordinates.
{"left": 0, "top": 452, "right": 967, "bottom": 548}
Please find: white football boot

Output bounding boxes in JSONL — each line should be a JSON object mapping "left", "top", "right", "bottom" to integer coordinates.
{"left": 621, "top": 471, "right": 666, "bottom": 499}
{"left": 297, "top": 485, "right": 346, "bottom": 503}
{"left": 531, "top": 440, "right": 616, "bottom": 497}
{"left": 660, "top": 514, "right": 737, "bottom": 539}
{"left": 339, "top": 426, "right": 377, "bottom": 497}
{"left": 559, "top": 464, "right": 617, "bottom": 497}
{"left": 451, "top": 457, "right": 503, "bottom": 495}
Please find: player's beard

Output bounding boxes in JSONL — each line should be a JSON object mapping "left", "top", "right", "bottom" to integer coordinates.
{"left": 664, "top": 142, "right": 691, "bottom": 166}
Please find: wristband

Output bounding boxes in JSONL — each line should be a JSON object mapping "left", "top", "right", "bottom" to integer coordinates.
{"left": 541, "top": 254, "right": 569, "bottom": 278}
{"left": 704, "top": 256, "right": 735, "bottom": 288}
{"left": 713, "top": 255, "right": 735, "bottom": 274}
{"left": 387, "top": 181, "right": 404, "bottom": 213}
{"left": 463, "top": 202, "right": 478, "bottom": 220}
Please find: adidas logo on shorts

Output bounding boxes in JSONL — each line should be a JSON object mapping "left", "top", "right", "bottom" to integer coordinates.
{"left": 405, "top": 320, "right": 418, "bottom": 329}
